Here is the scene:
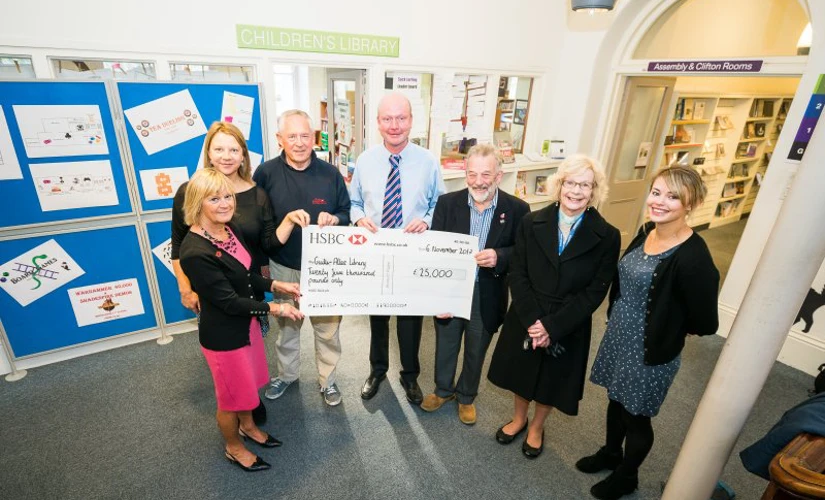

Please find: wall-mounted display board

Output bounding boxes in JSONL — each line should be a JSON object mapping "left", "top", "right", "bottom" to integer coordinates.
{"left": 0, "top": 225, "right": 157, "bottom": 357}
{"left": 144, "top": 219, "right": 195, "bottom": 325}
{"left": 0, "top": 81, "right": 133, "bottom": 229}
{"left": 116, "top": 82, "right": 266, "bottom": 213}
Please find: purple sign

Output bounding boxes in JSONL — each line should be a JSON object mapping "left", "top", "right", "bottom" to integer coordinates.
{"left": 647, "top": 60, "right": 763, "bottom": 73}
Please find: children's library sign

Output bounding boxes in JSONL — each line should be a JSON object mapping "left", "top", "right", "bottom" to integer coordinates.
{"left": 237, "top": 25, "right": 400, "bottom": 58}
{"left": 647, "top": 60, "right": 763, "bottom": 73}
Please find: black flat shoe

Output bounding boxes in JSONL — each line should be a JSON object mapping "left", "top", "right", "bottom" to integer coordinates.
{"left": 399, "top": 378, "right": 423, "bottom": 405}
{"left": 239, "top": 428, "right": 282, "bottom": 448}
{"left": 224, "top": 451, "right": 271, "bottom": 472}
{"left": 361, "top": 373, "right": 386, "bottom": 400}
{"left": 522, "top": 430, "right": 544, "bottom": 459}
{"left": 495, "top": 419, "right": 528, "bottom": 444}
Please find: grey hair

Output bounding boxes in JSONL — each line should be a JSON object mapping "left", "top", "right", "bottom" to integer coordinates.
{"left": 277, "top": 109, "right": 313, "bottom": 131}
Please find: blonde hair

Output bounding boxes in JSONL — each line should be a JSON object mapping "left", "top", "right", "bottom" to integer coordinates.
{"left": 183, "top": 168, "right": 235, "bottom": 226}
{"left": 547, "top": 154, "right": 609, "bottom": 207}
{"left": 201, "top": 121, "right": 252, "bottom": 182}
{"left": 465, "top": 143, "right": 502, "bottom": 171}
{"left": 653, "top": 166, "right": 707, "bottom": 211}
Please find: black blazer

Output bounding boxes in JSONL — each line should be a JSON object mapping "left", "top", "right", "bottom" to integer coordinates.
{"left": 609, "top": 222, "right": 720, "bottom": 365}
{"left": 430, "top": 188, "right": 530, "bottom": 332}
{"left": 179, "top": 222, "right": 273, "bottom": 351}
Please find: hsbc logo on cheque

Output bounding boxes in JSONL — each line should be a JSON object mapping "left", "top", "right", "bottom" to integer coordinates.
{"left": 348, "top": 234, "right": 367, "bottom": 245}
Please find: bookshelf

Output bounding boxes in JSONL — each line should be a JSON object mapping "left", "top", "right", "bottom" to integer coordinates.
{"left": 659, "top": 93, "right": 791, "bottom": 228}
{"left": 441, "top": 155, "right": 559, "bottom": 211}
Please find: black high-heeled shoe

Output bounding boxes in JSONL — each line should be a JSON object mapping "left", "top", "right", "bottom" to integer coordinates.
{"left": 522, "top": 430, "right": 544, "bottom": 459}
{"left": 224, "top": 450, "right": 271, "bottom": 472}
{"left": 239, "top": 428, "right": 283, "bottom": 448}
{"left": 495, "top": 419, "right": 528, "bottom": 444}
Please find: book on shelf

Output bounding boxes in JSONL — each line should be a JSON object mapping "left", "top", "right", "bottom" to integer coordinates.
{"left": 715, "top": 143, "right": 726, "bottom": 159}
{"left": 673, "top": 124, "right": 694, "bottom": 143}
{"left": 722, "top": 183, "right": 738, "bottom": 198}
{"left": 682, "top": 99, "right": 694, "bottom": 120}
{"left": 535, "top": 176, "right": 549, "bottom": 196}
{"left": 515, "top": 172, "right": 527, "bottom": 199}
{"left": 778, "top": 100, "right": 790, "bottom": 120}
{"left": 745, "top": 123, "right": 756, "bottom": 139}
{"left": 763, "top": 100, "right": 774, "bottom": 117}
{"left": 717, "top": 201, "right": 736, "bottom": 218}
{"left": 693, "top": 101, "right": 706, "bottom": 120}
{"left": 755, "top": 122, "right": 766, "bottom": 137}
{"left": 715, "top": 115, "right": 734, "bottom": 130}
{"left": 736, "top": 143, "right": 759, "bottom": 159}
{"left": 674, "top": 99, "right": 685, "bottom": 121}
{"left": 496, "top": 140, "right": 516, "bottom": 164}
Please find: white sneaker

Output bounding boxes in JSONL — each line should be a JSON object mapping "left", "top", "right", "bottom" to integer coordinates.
{"left": 321, "top": 383, "right": 342, "bottom": 406}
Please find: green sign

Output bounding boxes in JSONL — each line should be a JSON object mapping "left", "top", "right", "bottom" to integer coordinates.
{"left": 236, "top": 25, "right": 400, "bottom": 58}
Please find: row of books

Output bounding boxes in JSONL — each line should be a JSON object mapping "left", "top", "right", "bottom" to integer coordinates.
{"left": 749, "top": 99, "right": 775, "bottom": 118}
{"left": 673, "top": 98, "right": 708, "bottom": 121}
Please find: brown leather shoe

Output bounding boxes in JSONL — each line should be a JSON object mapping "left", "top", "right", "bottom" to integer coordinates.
{"left": 420, "top": 393, "right": 455, "bottom": 412}
{"left": 458, "top": 403, "right": 477, "bottom": 425}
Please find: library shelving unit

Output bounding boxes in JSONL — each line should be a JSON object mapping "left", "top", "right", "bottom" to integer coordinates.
{"left": 660, "top": 93, "right": 791, "bottom": 228}
{"left": 441, "top": 155, "right": 560, "bottom": 210}
{"left": 742, "top": 98, "right": 792, "bottom": 215}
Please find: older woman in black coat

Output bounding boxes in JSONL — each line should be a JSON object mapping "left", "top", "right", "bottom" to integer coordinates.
{"left": 487, "top": 154, "right": 620, "bottom": 459}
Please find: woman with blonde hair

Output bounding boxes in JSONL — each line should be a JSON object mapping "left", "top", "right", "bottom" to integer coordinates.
{"left": 179, "top": 168, "right": 303, "bottom": 472}
{"left": 171, "top": 121, "right": 291, "bottom": 424}
{"left": 488, "top": 154, "right": 620, "bottom": 458}
{"left": 578, "top": 166, "right": 719, "bottom": 499}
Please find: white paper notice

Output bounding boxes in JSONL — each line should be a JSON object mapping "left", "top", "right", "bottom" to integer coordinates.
{"left": 0, "top": 239, "right": 85, "bottom": 307}
{"left": 139, "top": 166, "right": 189, "bottom": 201}
{"left": 29, "top": 160, "right": 118, "bottom": 211}
{"left": 12, "top": 105, "right": 109, "bottom": 158}
{"left": 300, "top": 227, "right": 478, "bottom": 319}
{"left": 124, "top": 90, "right": 207, "bottom": 155}
{"left": 151, "top": 238, "right": 175, "bottom": 276}
{"left": 68, "top": 278, "right": 145, "bottom": 327}
{"left": 249, "top": 151, "right": 263, "bottom": 176}
{"left": 221, "top": 92, "right": 255, "bottom": 140}
{"left": 0, "top": 106, "right": 23, "bottom": 180}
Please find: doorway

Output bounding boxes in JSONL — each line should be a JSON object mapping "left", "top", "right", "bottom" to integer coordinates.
{"left": 601, "top": 75, "right": 800, "bottom": 284}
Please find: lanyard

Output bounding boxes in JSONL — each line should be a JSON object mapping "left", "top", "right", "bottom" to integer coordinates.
{"left": 558, "top": 213, "right": 584, "bottom": 254}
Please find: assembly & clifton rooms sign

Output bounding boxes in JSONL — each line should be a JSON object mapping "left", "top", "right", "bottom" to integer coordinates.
{"left": 647, "top": 60, "right": 763, "bottom": 73}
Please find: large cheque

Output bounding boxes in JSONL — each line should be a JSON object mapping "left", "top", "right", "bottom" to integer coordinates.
{"left": 300, "top": 227, "right": 478, "bottom": 319}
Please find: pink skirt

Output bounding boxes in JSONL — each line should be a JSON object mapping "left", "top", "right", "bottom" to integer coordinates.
{"left": 201, "top": 319, "right": 269, "bottom": 411}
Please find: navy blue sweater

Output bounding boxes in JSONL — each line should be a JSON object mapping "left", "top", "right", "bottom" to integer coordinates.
{"left": 253, "top": 151, "right": 351, "bottom": 270}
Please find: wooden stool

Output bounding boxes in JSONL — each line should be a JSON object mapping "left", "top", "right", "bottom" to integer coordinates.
{"left": 762, "top": 433, "right": 825, "bottom": 499}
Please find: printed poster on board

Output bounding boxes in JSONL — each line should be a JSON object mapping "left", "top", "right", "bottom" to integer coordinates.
{"left": 0, "top": 106, "right": 23, "bottom": 180}
{"left": 0, "top": 239, "right": 85, "bottom": 307}
{"left": 67, "top": 278, "right": 145, "bottom": 327}
{"left": 12, "top": 104, "right": 109, "bottom": 158}
{"left": 220, "top": 91, "right": 254, "bottom": 140}
{"left": 151, "top": 238, "right": 175, "bottom": 276}
{"left": 29, "top": 160, "right": 118, "bottom": 211}
{"left": 123, "top": 90, "right": 207, "bottom": 155}
{"left": 139, "top": 166, "right": 189, "bottom": 202}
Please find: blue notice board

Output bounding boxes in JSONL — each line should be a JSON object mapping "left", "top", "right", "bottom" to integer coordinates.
{"left": 0, "top": 81, "right": 133, "bottom": 229}
{"left": 145, "top": 220, "right": 196, "bottom": 325}
{"left": 0, "top": 225, "right": 157, "bottom": 357}
{"left": 116, "top": 82, "right": 265, "bottom": 212}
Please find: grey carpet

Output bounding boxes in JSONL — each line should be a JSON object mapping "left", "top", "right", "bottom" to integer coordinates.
{"left": 0, "top": 304, "right": 812, "bottom": 499}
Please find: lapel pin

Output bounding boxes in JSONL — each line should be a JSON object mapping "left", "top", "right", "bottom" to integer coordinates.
{"left": 500, "top": 213, "right": 506, "bottom": 224}
{"left": 215, "top": 250, "right": 222, "bottom": 258}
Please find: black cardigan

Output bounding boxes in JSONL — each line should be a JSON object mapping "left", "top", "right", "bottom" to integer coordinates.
{"left": 179, "top": 222, "right": 273, "bottom": 351}
{"left": 608, "top": 222, "right": 720, "bottom": 365}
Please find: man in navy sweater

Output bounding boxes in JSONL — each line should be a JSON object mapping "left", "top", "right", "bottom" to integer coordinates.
{"left": 253, "top": 110, "right": 351, "bottom": 406}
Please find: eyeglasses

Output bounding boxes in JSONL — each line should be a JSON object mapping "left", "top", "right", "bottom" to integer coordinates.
{"left": 379, "top": 115, "right": 410, "bottom": 126}
{"left": 562, "top": 179, "right": 595, "bottom": 192}
{"left": 283, "top": 133, "right": 313, "bottom": 144}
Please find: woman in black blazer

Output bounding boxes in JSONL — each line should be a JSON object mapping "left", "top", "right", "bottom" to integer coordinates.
{"left": 487, "top": 154, "right": 620, "bottom": 459}
{"left": 577, "top": 166, "right": 719, "bottom": 499}
{"left": 179, "top": 169, "right": 303, "bottom": 472}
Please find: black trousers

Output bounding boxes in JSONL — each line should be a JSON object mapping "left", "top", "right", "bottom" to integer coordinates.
{"left": 369, "top": 315, "right": 423, "bottom": 383}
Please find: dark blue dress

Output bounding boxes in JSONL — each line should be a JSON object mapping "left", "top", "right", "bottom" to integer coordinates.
{"left": 590, "top": 243, "right": 681, "bottom": 417}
